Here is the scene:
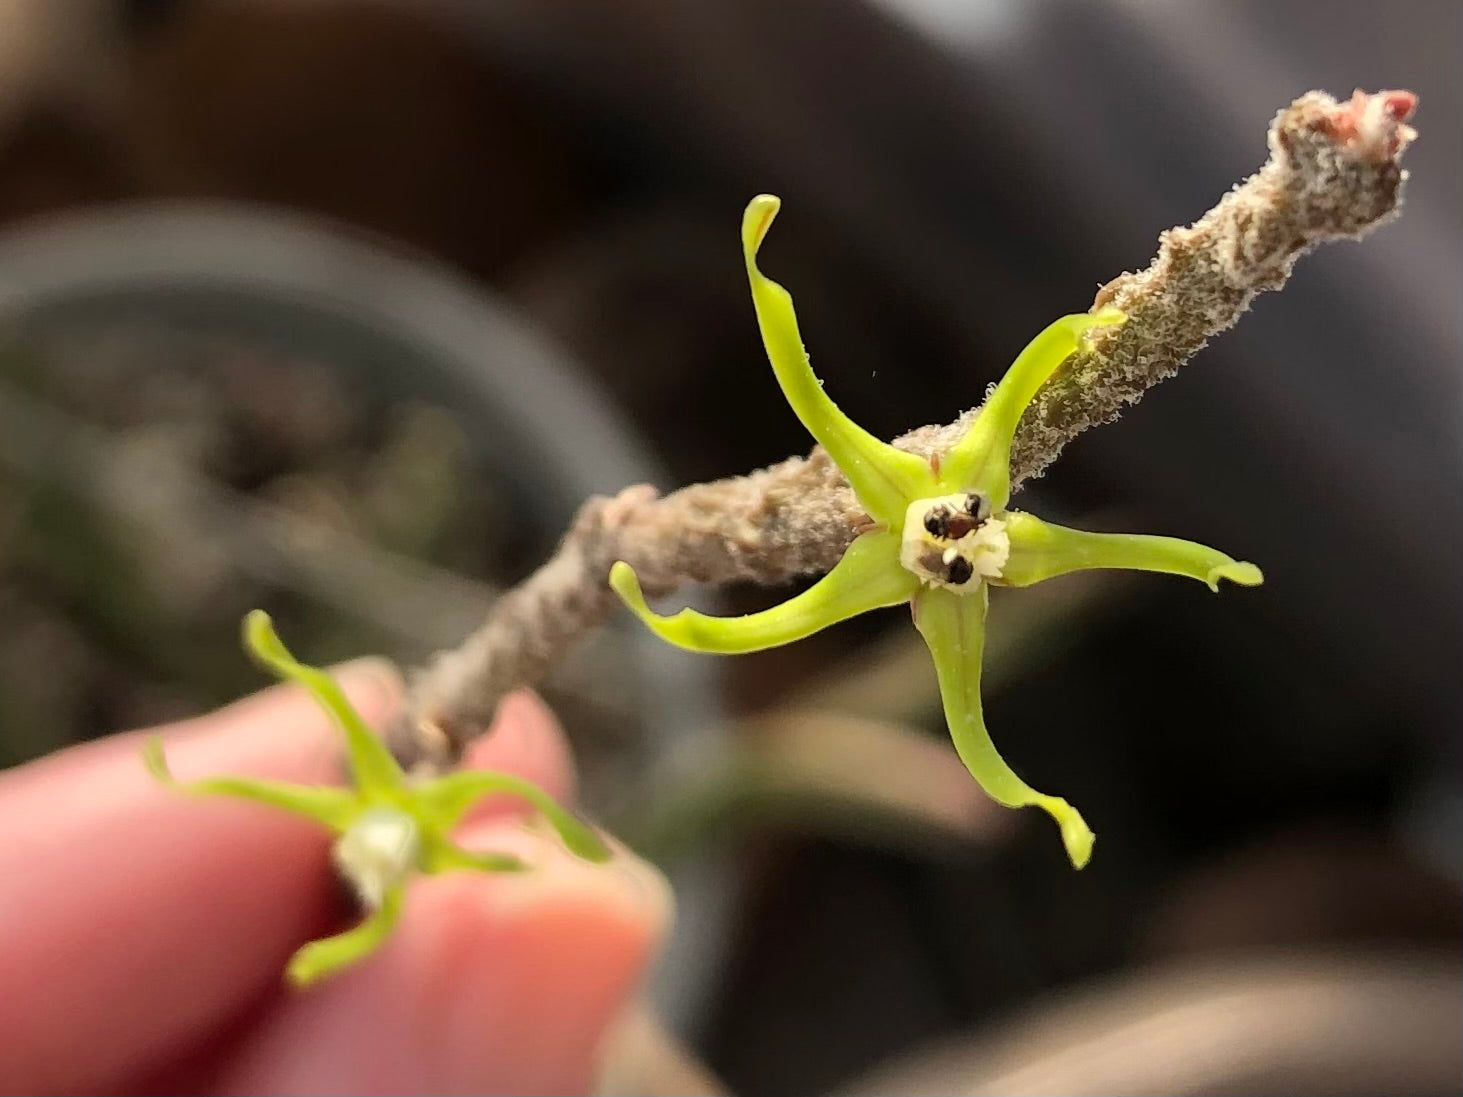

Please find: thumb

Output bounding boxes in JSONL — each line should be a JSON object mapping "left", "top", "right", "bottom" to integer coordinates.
{"left": 221, "top": 824, "right": 672, "bottom": 1096}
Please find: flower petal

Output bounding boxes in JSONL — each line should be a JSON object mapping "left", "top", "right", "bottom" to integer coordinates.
{"left": 285, "top": 886, "right": 404, "bottom": 988}
{"left": 743, "top": 195, "right": 935, "bottom": 525}
{"left": 611, "top": 530, "right": 917, "bottom": 654}
{"left": 421, "top": 837, "right": 529, "bottom": 875}
{"left": 243, "top": 610, "right": 405, "bottom": 796}
{"left": 912, "top": 586, "right": 1094, "bottom": 868}
{"left": 143, "top": 736, "right": 361, "bottom": 831}
{"left": 414, "top": 771, "right": 610, "bottom": 863}
{"left": 1000, "top": 512, "right": 1264, "bottom": 591}
{"left": 938, "top": 309, "right": 1125, "bottom": 507}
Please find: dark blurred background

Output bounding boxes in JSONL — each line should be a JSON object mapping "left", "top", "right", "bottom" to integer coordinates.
{"left": 0, "top": 2, "right": 1458, "bottom": 1094}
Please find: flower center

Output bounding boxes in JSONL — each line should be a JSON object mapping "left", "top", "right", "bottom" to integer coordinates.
{"left": 900, "top": 493, "right": 1009, "bottom": 591}
{"left": 333, "top": 806, "right": 422, "bottom": 909}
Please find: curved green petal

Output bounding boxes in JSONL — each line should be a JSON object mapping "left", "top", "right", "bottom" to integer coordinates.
{"left": 414, "top": 771, "right": 610, "bottom": 864}
{"left": 743, "top": 195, "right": 935, "bottom": 525}
{"left": 938, "top": 309, "right": 1126, "bottom": 507}
{"left": 422, "top": 837, "right": 529, "bottom": 874}
{"left": 611, "top": 530, "right": 917, "bottom": 655}
{"left": 243, "top": 610, "right": 405, "bottom": 796}
{"left": 912, "top": 587, "right": 1094, "bottom": 868}
{"left": 144, "top": 736, "right": 360, "bottom": 831}
{"left": 1000, "top": 512, "right": 1264, "bottom": 591}
{"left": 286, "top": 886, "right": 404, "bottom": 988}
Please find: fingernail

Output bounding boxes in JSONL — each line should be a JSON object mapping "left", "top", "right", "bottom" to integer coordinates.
{"left": 456, "top": 822, "right": 674, "bottom": 930}
{"left": 602, "top": 843, "right": 674, "bottom": 927}
{"left": 490, "top": 689, "right": 559, "bottom": 748}
{"left": 328, "top": 656, "right": 404, "bottom": 717}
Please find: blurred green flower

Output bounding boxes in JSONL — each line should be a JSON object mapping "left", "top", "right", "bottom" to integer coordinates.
{"left": 146, "top": 610, "right": 608, "bottom": 986}
{"left": 611, "top": 196, "right": 1262, "bottom": 868}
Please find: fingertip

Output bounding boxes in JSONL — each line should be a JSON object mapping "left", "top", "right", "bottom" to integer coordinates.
{"left": 379, "top": 825, "right": 671, "bottom": 1093}
{"left": 222, "top": 824, "right": 671, "bottom": 1095}
{"left": 0, "top": 651, "right": 406, "bottom": 1092}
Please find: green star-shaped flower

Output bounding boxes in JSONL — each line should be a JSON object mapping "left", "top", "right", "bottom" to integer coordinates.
{"left": 611, "top": 195, "right": 1263, "bottom": 869}
{"left": 146, "top": 610, "right": 610, "bottom": 986}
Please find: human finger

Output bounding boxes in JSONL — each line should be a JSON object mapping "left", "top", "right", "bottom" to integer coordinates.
{"left": 219, "top": 823, "right": 670, "bottom": 1096}
{"left": 0, "top": 659, "right": 401, "bottom": 1093}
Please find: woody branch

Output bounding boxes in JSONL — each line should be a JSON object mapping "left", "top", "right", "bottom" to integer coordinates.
{"left": 396, "top": 88, "right": 1417, "bottom": 765}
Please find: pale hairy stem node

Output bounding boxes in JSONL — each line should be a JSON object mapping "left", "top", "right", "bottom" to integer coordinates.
{"left": 398, "top": 88, "right": 1417, "bottom": 765}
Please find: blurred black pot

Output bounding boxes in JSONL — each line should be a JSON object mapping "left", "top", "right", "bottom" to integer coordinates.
{"left": 0, "top": 200, "right": 726, "bottom": 1031}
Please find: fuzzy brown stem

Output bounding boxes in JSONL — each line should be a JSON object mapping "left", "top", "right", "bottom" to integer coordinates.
{"left": 401, "top": 88, "right": 1416, "bottom": 762}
